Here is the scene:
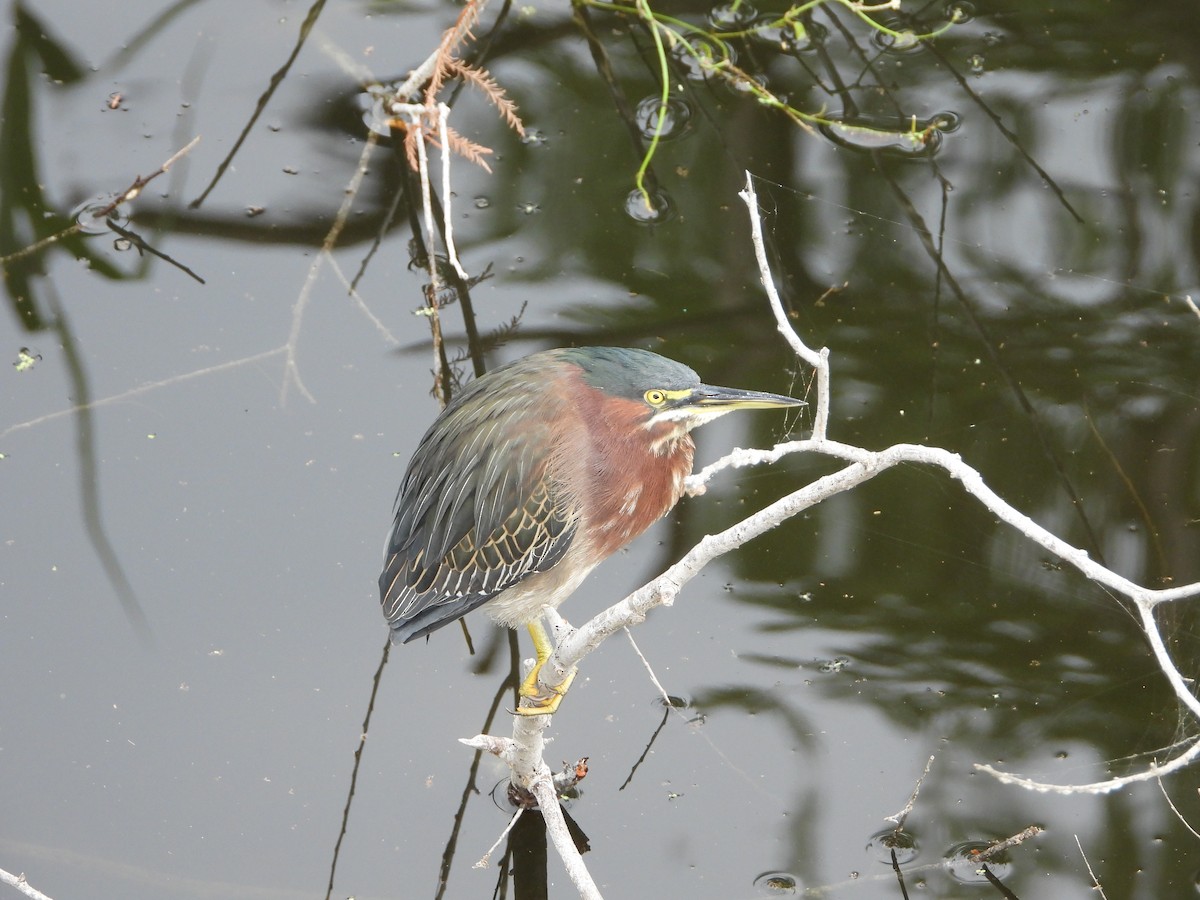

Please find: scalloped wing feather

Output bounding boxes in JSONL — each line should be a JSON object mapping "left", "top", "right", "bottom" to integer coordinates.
{"left": 379, "top": 383, "right": 578, "bottom": 640}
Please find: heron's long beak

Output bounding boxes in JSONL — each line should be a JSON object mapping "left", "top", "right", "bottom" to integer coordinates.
{"left": 690, "top": 384, "right": 806, "bottom": 411}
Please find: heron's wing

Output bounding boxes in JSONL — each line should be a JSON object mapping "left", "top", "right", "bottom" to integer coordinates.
{"left": 379, "top": 402, "right": 577, "bottom": 642}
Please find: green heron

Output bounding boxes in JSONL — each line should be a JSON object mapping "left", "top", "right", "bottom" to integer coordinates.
{"left": 380, "top": 346, "right": 802, "bottom": 714}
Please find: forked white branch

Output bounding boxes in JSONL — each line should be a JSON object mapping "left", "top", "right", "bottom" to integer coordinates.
{"left": 459, "top": 171, "right": 1200, "bottom": 896}
{"left": 461, "top": 714, "right": 603, "bottom": 900}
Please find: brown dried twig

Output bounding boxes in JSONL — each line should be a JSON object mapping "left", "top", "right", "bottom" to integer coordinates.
{"left": 391, "top": 0, "right": 524, "bottom": 173}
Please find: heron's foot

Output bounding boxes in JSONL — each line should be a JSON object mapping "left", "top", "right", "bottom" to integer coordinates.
{"left": 515, "top": 661, "right": 576, "bottom": 716}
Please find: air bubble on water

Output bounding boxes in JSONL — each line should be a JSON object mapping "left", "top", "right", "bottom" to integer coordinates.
{"left": 945, "top": 842, "right": 1013, "bottom": 884}
{"left": 671, "top": 37, "right": 733, "bottom": 80}
{"left": 359, "top": 86, "right": 398, "bottom": 137}
{"left": 750, "top": 17, "right": 787, "bottom": 48}
{"left": 771, "top": 20, "right": 823, "bottom": 54}
{"left": 634, "top": 96, "right": 693, "bottom": 140}
{"left": 887, "top": 30, "right": 920, "bottom": 52}
{"left": 72, "top": 194, "right": 127, "bottom": 235}
{"left": 753, "top": 872, "right": 800, "bottom": 895}
{"left": 871, "top": 23, "right": 923, "bottom": 54}
{"left": 652, "top": 694, "right": 692, "bottom": 709}
{"left": 783, "top": 20, "right": 826, "bottom": 52}
{"left": 968, "top": 53, "right": 986, "bottom": 75}
{"left": 473, "top": 196, "right": 491, "bottom": 209}
{"left": 931, "top": 110, "right": 962, "bottom": 133}
{"left": 708, "top": 1, "right": 757, "bottom": 29}
{"left": 624, "top": 188, "right": 674, "bottom": 225}
{"left": 946, "top": 1, "right": 975, "bottom": 23}
{"left": 866, "top": 829, "right": 919, "bottom": 865}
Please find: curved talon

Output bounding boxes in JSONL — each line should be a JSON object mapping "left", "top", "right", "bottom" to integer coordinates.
{"left": 511, "top": 619, "right": 571, "bottom": 720}
{"left": 515, "top": 620, "right": 577, "bottom": 715}
{"left": 515, "top": 656, "right": 576, "bottom": 715}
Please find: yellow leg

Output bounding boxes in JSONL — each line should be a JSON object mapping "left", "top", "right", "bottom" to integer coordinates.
{"left": 515, "top": 619, "right": 576, "bottom": 716}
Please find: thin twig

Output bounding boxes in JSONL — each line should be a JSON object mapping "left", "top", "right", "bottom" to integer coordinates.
{"left": 98, "top": 135, "right": 201, "bottom": 218}
{"left": 325, "top": 255, "right": 403, "bottom": 348}
{"left": 0, "top": 136, "right": 200, "bottom": 267}
{"left": 104, "top": 219, "right": 206, "bottom": 284}
{"left": 1074, "top": 835, "right": 1109, "bottom": 900}
{"left": 738, "top": 172, "right": 831, "bottom": 440}
{"left": 885, "top": 754, "right": 936, "bottom": 830}
{"left": 473, "top": 809, "right": 524, "bottom": 868}
{"left": 978, "top": 863, "right": 1019, "bottom": 899}
{"left": 401, "top": 104, "right": 450, "bottom": 401}
{"left": 1, "top": 347, "right": 287, "bottom": 440}
{"left": 974, "top": 825, "right": 1043, "bottom": 862}
{"left": 1154, "top": 766, "right": 1200, "bottom": 840}
{"left": 624, "top": 627, "right": 673, "bottom": 706}
{"left": 890, "top": 848, "right": 910, "bottom": 900}
{"left": 279, "top": 131, "right": 380, "bottom": 406}
{"left": 324, "top": 636, "right": 391, "bottom": 900}
{"left": 189, "top": 0, "right": 327, "bottom": 208}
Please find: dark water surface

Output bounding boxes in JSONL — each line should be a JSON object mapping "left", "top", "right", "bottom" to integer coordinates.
{"left": 3, "top": 0, "right": 1200, "bottom": 897}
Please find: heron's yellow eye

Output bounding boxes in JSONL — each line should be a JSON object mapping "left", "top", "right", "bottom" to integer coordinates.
{"left": 644, "top": 389, "right": 667, "bottom": 406}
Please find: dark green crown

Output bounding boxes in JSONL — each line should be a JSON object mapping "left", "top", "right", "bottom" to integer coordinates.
{"left": 559, "top": 347, "right": 700, "bottom": 400}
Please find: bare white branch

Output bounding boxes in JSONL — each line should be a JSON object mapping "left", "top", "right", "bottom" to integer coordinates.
{"left": 528, "top": 776, "right": 603, "bottom": 900}
{"left": 459, "top": 732, "right": 519, "bottom": 764}
{"left": 0, "top": 867, "right": 55, "bottom": 900}
{"left": 473, "top": 808, "right": 524, "bottom": 869}
{"left": 739, "top": 171, "right": 831, "bottom": 440}
{"left": 394, "top": 102, "right": 450, "bottom": 382}
{"left": 437, "top": 103, "right": 470, "bottom": 281}
{"left": 398, "top": 104, "right": 441, "bottom": 292}
{"left": 976, "top": 744, "right": 1200, "bottom": 795}
{"left": 465, "top": 716, "right": 602, "bottom": 898}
